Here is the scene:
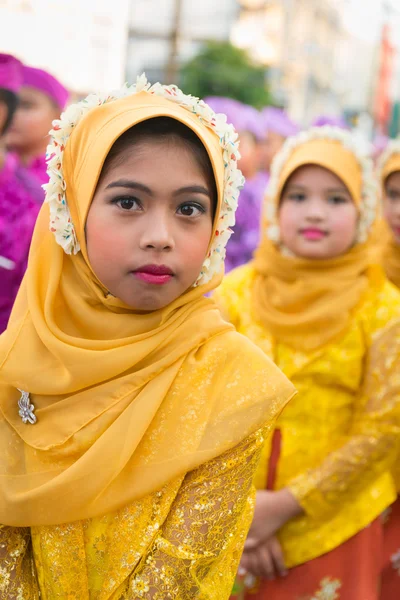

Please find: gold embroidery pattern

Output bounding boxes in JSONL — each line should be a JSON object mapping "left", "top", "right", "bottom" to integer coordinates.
{"left": 1, "top": 429, "right": 266, "bottom": 599}
{"left": 215, "top": 264, "right": 400, "bottom": 568}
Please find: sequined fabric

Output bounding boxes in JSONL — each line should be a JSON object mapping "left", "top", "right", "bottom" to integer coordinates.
{"left": 0, "top": 428, "right": 266, "bottom": 599}
{"left": 214, "top": 264, "right": 400, "bottom": 568}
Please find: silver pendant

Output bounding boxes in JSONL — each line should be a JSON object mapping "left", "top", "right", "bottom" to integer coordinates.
{"left": 18, "top": 389, "right": 37, "bottom": 424}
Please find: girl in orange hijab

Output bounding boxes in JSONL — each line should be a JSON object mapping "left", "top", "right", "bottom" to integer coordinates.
{"left": 377, "top": 141, "right": 400, "bottom": 599}
{"left": 215, "top": 127, "right": 400, "bottom": 600}
{"left": 0, "top": 75, "right": 295, "bottom": 599}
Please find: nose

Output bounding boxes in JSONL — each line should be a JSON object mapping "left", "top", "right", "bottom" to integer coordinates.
{"left": 138, "top": 212, "right": 175, "bottom": 252}
{"left": 305, "top": 196, "right": 326, "bottom": 222}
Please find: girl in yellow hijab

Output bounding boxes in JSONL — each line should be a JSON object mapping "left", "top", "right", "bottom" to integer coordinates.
{"left": 0, "top": 75, "right": 295, "bottom": 599}
{"left": 215, "top": 126, "right": 400, "bottom": 600}
{"left": 377, "top": 141, "right": 400, "bottom": 599}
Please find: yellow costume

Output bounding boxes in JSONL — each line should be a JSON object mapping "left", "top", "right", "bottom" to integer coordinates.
{"left": 215, "top": 128, "right": 400, "bottom": 570}
{"left": 379, "top": 141, "right": 400, "bottom": 290}
{"left": 0, "top": 77, "right": 295, "bottom": 598}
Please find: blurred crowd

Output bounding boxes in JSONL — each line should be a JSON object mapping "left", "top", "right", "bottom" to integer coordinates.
{"left": 0, "top": 50, "right": 395, "bottom": 334}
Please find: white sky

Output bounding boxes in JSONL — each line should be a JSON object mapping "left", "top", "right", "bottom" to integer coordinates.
{"left": 344, "top": 0, "right": 400, "bottom": 45}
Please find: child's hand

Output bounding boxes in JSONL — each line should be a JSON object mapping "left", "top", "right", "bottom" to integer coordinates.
{"left": 245, "top": 489, "right": 303, "bottom": 549}
{"left": 240, "top": 536, "right": 287, "bottom": 580}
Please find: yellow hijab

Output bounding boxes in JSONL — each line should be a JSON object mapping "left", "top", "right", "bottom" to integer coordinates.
{"left": 0, "top": 79, "right": 295, "bottom": 526}
{"left": 252, "top": 129, "right": 381, "bottom": 352}
{"left": 380, "top": 147, "right": 400, "bottom": 288}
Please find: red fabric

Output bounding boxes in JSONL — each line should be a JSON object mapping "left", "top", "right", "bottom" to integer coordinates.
{"left": 380, "top": 497, "right": 400, "bottom": 599}
{"left": 266, "top": 429, "right": 281, "bottom": 491}
{"left": 242, "top": 520, "right": 383, "bottom": 600}
{"left": 230, "top": 428, "right": 385, "bottom": 600}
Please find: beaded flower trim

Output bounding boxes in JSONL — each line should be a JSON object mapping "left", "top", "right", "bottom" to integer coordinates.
{"left": 264, "top": 126, "right": 378, "bottom": 245}
{"left": 43, "top": 74, "right": 244, "bottom": 286}
{"left": 377, "top": 139, "right": 400, "bottom": 182}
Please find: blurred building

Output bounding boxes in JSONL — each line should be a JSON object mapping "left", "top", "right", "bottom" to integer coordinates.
{"left": 0, "top": 0, "right": 130, "bottom": 95}
{"left": 232, "top": 0, "right": 346, "bottom": 124}
{"left": 125, "top": 0, "right": 239, "bottom": 84}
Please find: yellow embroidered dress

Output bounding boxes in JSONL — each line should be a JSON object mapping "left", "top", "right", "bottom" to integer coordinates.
{"left": 216, "top": 263, "right": 400, "bottom": 568}
{"left": 215, "top": 128, "right": 400, "bottom": 571}
{"left": 0, "top": 78, "right": 295, "bottom": 599}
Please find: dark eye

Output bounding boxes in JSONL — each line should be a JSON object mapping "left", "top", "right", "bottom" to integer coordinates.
{"left": 112, "top": 197, "right": 141, "bottom": 211}
{"left": 177, "top": 202, "right": 205, "bottom": 217}
{"left": 288, "top": 193, "right": 306, "bottom": 202}
{"left": 388, "top": 190, "right": 400, "bottom": 201}
{"left": 329, "top": 195, "right": 347, "bottom": 205}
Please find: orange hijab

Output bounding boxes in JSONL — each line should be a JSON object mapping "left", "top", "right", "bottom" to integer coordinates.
{"left": 252, "top": 128, "right": 380, "bottom": 352}
{"left": 0, "top": 78, "right": 295, "bottom": 526}
{"left": 379, "top": 145, "right": 400, "bottom": 288}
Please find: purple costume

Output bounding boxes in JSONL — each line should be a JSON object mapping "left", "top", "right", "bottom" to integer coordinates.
{"left": 261, "top": 107, "right": 300, "bottom": 139}
{"left": 205, "top": 97, "right": 267, "bottom": 271}
{"left": 0, "top": 55, "right": 43, "bottom": 332}
{"left": 0, "top": 153, "right": 42, "bottom": 332}
{"left": 311, "top": 115, "right": 349, "bottom": 129}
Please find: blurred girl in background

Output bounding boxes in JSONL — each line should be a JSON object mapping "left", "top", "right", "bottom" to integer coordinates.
{"left": 7, "top": 64, "right": 69, "bottom": 187}
{"left": 215, "top": 127, "right": 400, "bottom": 600}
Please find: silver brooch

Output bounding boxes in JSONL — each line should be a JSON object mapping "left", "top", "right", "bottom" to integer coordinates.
{"left": 18, "top": 389, "right": 37, "bottom": 424}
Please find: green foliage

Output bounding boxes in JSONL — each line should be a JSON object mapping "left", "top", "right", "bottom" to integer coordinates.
{"left": 180, "top": 41, "right": 273, "bottom": 108}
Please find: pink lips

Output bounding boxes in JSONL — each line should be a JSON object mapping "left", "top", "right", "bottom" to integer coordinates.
{"left": 300, "top": 228, "right": 327, "bottom": 241}
{"left": 132, "top": 264, "right": 174, "bottom": 285}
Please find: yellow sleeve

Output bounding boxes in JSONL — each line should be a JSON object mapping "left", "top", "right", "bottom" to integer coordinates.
{"left": 0, "top": 525, "right": 39, "bottom": 599}
{"left": 126, "top": 428, "right": 267, "bottom": 599}
{"left": 288, "top": 319, "right": 400, "bottom": 520}
{"left": 213, "top": 265, "right": 253, "bottom": 327}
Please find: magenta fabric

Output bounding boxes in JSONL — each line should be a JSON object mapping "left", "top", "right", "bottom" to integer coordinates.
{"left": 26, "top": 154, "right": 48, "bottom": 188}
{"left": 0, "top": 53, "right": 22, "bottom": 93}
{"left": 22, "top": 65, "right": 69, "bottom": 110}
{"left": 0, "top": 153, "right": 42, "bottom": 332}
{"left": 261, "top": 107, "right": 300, "bottom": 139}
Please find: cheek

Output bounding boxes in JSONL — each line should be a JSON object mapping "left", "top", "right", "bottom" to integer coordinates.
{"left": 383, "top": 198, "right": 394, "bottom": 221}
{"left": 279, "top": 203, "right": 301, "bottom": 239}
{"left": 86, "top": 210, "right": 127, "bottom": 272}
{"left": 330, "top": 207, "right": 358, "bottom": 242}
{"left": 180, "top": 222, "right": 212, "bottom": 267}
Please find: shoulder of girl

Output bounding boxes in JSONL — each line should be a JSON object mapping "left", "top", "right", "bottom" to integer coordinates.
{"left": 212, "top": 264, "right": 254, "bottom": 325}
{"left": 212, "top": 329, "right": 290, "bottom": 379}
{"left": 360, "top": 271, "right": 400, "bottom": 339}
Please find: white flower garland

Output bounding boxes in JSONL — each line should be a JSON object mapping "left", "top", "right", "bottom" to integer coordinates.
{"left": 264, "top": 126, "right": 378, "bottom": 245}
{"left": 43, "top": 74, "right": 244, "bottom": 286}
{"left": 377, "top": 138, "right": 400, "bottom": 182}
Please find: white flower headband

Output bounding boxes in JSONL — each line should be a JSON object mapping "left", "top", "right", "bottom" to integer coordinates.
{"left": 264, "top": 126, "right": 378, "bottom": 245}
{"left": 43, "top": 74, "right": 244, "bottom": 286}
{"left": 377, "top": 138, "right": 400, "bottom": 181}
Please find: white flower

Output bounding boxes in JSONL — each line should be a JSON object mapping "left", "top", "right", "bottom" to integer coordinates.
{"left": 43, "top": 73, "right": 243, "bottom": 286}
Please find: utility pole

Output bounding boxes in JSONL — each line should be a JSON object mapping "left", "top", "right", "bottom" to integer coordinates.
{"left": 166, "top": 0, "right": 184, "bottom": 83}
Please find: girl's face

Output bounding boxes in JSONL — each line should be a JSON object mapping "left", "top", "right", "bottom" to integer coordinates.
{"left": 261, "top": 131, "right": 286, "bottom": 172}
{"left": 279, "top": 165, "right": 358, "bottom": 259}
{"left": 7, "top": 86, "right": 60, "bottom": 156}
{"left": 86, "top": 139, "right": 214, "bottom": 311}
{"left": 383, "top": 171, "right": 400, "bottom": 243}
{"left": 237, "top": 131, "right": 258, "bottom": 179}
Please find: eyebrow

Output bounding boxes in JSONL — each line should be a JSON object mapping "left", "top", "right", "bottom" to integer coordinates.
{"left": 286, "top": 183, "right": 349, "bottom": 194}
{"left": 105, "top": 179, "right": 211, "bottom": 198}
